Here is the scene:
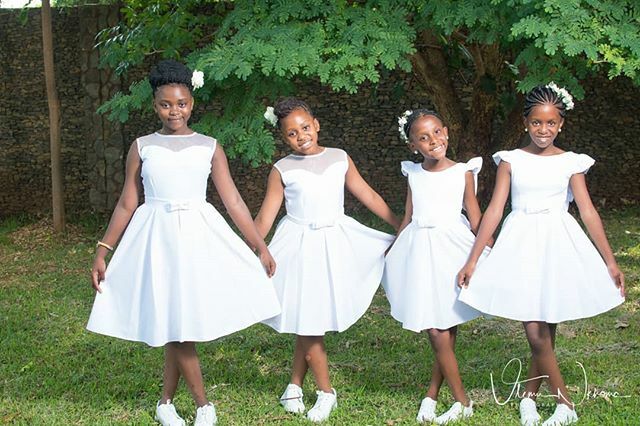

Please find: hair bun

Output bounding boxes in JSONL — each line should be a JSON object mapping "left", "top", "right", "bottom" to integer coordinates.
{"left": 149, "top": 59, "right": 193, "bottom": 93}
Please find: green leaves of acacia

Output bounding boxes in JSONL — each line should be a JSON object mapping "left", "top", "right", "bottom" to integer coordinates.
{"left": 96, "top": 0, "right": 640, "bottom": 165}
{"left": 511, "top": 0, "right": 640, "bottom": 85}
{"left": 97, "top": 0, "right": 415, "bottom": 165}
{"left": 191, "top": 1, "right": 415, "bottom": 92}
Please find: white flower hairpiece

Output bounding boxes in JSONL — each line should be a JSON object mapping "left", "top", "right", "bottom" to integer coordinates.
{"left": 191, "top": 70, "right": 204, "bottom": 90}
{"left": 397, "top": 110, "right": 413, "bottom": 143}
{"left": 264, "top": 106, "right": 278, "bottom": 127}
{"left": 546, "top": 82, "right": 574, "bottom": 111}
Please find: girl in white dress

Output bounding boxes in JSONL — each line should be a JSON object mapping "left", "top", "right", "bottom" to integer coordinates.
{"left": 255, "top": 98, "right": 400, "bottom": 422}
{"left": 458, "top": 84, "right": 625, "bottom": 426}
{"left": 384, "top": 109, "right": 488, "bottom": 424}
{"left": 87, "top": 60, "right": 281, "bottom": 426}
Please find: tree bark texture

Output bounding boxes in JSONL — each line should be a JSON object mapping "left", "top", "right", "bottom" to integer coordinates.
{"left": 42, "top": 0, "right": 65, "bottom": 232}
{"left": 411, "top": 30, "right": 530, "bottom": 156}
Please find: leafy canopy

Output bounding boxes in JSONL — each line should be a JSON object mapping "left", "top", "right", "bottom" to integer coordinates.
{"left": 98, "top": 0, "right": 640, "bottom": 165}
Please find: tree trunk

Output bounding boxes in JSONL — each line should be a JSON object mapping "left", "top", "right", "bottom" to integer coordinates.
{"left": 457, "top": 43, "right": 503, "bottom": 160}
{"left": 411, "top": 31, "right": 464, "bottom": 153}
{"left": 42, "top": 0, "right": 65, "bottom": 232}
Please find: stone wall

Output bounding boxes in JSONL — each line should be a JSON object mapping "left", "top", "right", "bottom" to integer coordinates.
{"left": 1, "top": 6, "right": 638, "bottom": 220}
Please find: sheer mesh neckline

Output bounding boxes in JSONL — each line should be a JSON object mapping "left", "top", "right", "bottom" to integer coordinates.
{"left": 138, "top": 132, "right": 215, "bottom": 152}
{"left": 154, "top": 132, "right": 197, "bottom": 137}
{"left": 275, "top": 147, "right": 346, "bottom": 175}
{"left": 290, "top": 148, "right": 327, "bottom": 158}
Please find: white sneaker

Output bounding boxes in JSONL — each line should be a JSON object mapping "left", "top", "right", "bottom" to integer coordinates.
{"left": 306, "top": 388, "right": 337, "bottom": 422}
{"left": 541, "top": 404, "right": 578, "bottom": 426}
{"left": 520, "top": 397, "right": 542, "bottom": 426}
{"left": 434, "top": 400, "right": 473, "bottom": 424}
{"left": 416, "top": 397, "right": 437, "bottom": 423}
{"left": 280, "top": 383, "right": 305, "bottom": 414}
{"left": 155, "top": 400, "right": 186, "bottom": 426}
{"left": 194, "top": 402, "right": 217, "bottom": 426}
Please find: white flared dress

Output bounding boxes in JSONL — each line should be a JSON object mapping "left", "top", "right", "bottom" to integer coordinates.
{"left": 383, "top": 159, "right": 488, "bottom": 331}
{"left": 262, "top": 147, "right": 394, "bottom": 335}
{"left": 459, "top": 149, "right": 624, "bottom": 323}
{"left": 87, "top": 132, "right": 281, "bottom": 347}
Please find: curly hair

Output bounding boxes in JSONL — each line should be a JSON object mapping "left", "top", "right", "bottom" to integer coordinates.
{"left": 273, "top": 98, "right": 314, "bottom": 128}
{"left": 523, "top": 85, "right": 567, "bottom": 117}
{"left": 149, "top": 59, "right": 193, "bottom": 94}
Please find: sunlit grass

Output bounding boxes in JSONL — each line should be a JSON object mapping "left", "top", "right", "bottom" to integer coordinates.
{"left": 1, "top": 208, "right": 638, "bottom": 425}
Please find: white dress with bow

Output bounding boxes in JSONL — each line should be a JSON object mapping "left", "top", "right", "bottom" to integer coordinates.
{"left": 383, "top": 158, "right": 488, "bottom": 331}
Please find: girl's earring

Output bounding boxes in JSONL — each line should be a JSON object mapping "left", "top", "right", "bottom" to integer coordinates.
{"left": 559, "top": 128, "right": 562, "bottom": 132}
{"left": 446, "top": 136, "right": 449, "bottom": 140}
{"left": 524, "top": 128, "right": 528, "bottom": 132}
{"left": 413, "top": 150, "right": 418, "bottom": 155}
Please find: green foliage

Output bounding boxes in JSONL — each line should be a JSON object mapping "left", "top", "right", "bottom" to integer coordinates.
{"left": 96, "top": 79, "right": 153, "bottom": 122}
{"left": 97, "top": 0, "right": 640, "bottom": 165}
{"left": 511, "top": 0, "right": 640, "bottom": 92}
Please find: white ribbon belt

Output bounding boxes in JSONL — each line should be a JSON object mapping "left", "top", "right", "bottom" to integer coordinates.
{"left": 412, "top": 216, "right": 462, "bottom": 228}
{"left": 513, "top": 202, "right": 565, "bottom": 215}
{"left": 286, "top": 214, "right": 344, "bottom": 230}
{"left": 145, "top": 198, "right": 206, "bottom": 212}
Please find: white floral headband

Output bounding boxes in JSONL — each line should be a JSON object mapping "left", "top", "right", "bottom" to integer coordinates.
{"left": 546, "top": 82, "right": 574, "bottom": 111}
{"left": 397, "top": 110, "right": 413, "bottom": 143}
{"left": 191, "top": 70, "right": 204, "bottom": 90}
{"left": 264, "top": 106, "right": 278, "bottom": 127}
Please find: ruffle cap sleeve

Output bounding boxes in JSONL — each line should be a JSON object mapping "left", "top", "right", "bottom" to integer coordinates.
{"left": 569, "top": 152, "right": 595, "bottom": 175}
{"left": 400, "top": 161, "right": 416, "bottom": 177}
{"left": 465, "top": 157, "right": 483, "bottom": 175}
{"left": 492, "top": 150, "right": 512, "bottom": 166}
{"left": 465, "top": 157, "right": 483, "bottom": 194}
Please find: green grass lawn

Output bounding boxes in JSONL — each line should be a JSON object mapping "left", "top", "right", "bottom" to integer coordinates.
{"left": 1, "top": 209, "right": 638, "bottom": 425}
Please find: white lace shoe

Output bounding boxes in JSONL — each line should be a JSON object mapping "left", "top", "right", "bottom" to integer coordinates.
{"left": 306, "top": 388, "right": 337, "bottom": 422}
{"left": 434, "top": 400, "right": 473, "bottom": 424}
{"left": 155, "top": 400, "right": 186, "bottom": 426}
{"left": 280, "top": 383, "right": 305, "bottom": 414}
{"left": 520, "top": 397, "right": 542, "bottom": 426}
{"left": 541, "top": 404, "right": 578, "bottom": 426}
{"left": 416, "top": 397, "right": 437, "bottom": 423}
{"left": 194, "top": 402, "right": 217, "bottom": 426}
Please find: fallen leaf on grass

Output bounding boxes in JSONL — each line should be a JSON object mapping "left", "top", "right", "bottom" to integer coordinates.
{"left": 2, "top": 413, "right": 19, "bottom": 423}
{"left": 614, "top": 320, "right": 629, "bottom": 329}
{"left": 557, "top": 325, "right": 576, "bottom": 338}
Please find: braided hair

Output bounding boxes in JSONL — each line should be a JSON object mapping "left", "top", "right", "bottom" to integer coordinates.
{"left": 149, "top": 59, "right": 193, "bottom": 95}
{"left": 273, "top": 98, "right": 314, "bottom": 128}
{"left": 523, "top": 85, "right": 567, "bottom": 118}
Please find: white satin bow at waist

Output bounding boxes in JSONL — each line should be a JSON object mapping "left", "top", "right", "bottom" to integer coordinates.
{"left": 286, "top": 213, "right": 345, "bottom": 230}
{"left": 512, "top": 200, "right": 567, "bottom": 215}
{"left": 144, "top": 197, "right": 207, "bottom": 212}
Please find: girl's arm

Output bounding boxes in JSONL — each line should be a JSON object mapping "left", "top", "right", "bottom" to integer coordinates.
{"left": 211, "top": 145, "right": 276, "bottom": 277}
{"left": 457, "top": 161, "right": 511, "bottom": 287}
{"left": 254, "top": 167, "right": 285, "bottom": 239}
{"left": 462, "top": 171, "right": 482, "bottom": 234}
{"left": 570, "top": 173, "right": 625, "bottom": 296}
{"left": 396, "top": 185, "right": 413, "bottom": 235}
{"left": 91, "top": 141, "right": 142, "bottom": 292}
{"left": 345, "top": 155, "right": 401, "bottom": 230}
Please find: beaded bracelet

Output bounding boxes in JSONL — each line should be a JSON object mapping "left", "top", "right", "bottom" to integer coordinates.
{"left": 96, "top": 241, "right": 114, "bottom": 251}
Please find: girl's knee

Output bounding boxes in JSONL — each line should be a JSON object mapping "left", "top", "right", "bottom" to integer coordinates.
{"left": 427, "top": 328, "right": 449, "bottom": 340}
{"left": 527, "top": 334, "right": 552, "bottom": 355}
